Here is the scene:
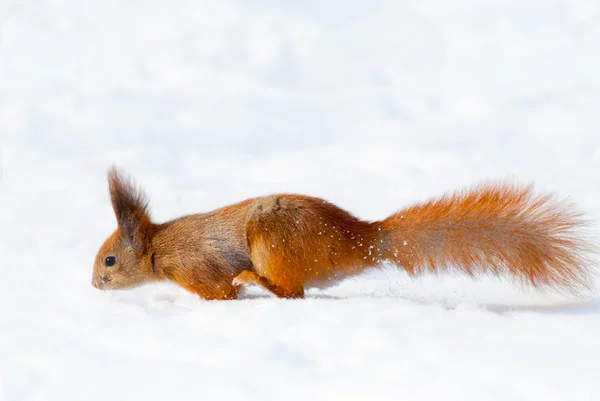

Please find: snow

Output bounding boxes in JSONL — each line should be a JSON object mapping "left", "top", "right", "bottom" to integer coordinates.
{"left": 1, "top": 0, "right": 600, "bottom": 400}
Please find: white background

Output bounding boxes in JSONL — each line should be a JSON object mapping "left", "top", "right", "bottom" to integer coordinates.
{"left": 1, "top": 1, "right": 600, "bottom": 400}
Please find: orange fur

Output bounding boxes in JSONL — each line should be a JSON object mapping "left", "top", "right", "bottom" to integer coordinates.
{"left": 380, "top": 183, "right": 596, "bottom": 293}
{"left": 92, "top": 167, "right": 598, "bottom": 300}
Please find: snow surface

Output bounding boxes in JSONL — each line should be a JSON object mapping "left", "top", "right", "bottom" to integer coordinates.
{"left": 2, "top": 1, "right": 600, "bottom": 400}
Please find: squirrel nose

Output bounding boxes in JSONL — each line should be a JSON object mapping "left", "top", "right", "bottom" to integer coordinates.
{"left": 92, "top": 276, "right": 111, "bottom": 289}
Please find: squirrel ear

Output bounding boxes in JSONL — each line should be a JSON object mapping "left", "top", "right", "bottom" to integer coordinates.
{"left": 108, "top": 166, "right": 152, "bottom": 254}
{"left": 120, "top": 211, "right": 147, "bottom": 253}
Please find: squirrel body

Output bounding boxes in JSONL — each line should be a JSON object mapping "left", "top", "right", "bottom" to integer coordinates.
{"left": 92, "top": 168, "right": 596, "bottom": 300}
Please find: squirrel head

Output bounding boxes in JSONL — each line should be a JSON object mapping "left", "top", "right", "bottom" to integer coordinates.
{"left": 92, "top": 167, "right": 156, "bottom": 290}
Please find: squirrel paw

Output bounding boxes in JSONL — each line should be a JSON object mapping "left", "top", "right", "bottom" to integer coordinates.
{"left": 232, "top": 270, "right": 257, "bottom": 287}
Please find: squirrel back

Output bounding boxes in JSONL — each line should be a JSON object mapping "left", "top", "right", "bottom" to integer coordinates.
{"left": 92, "top": 168, "right": 597, "bottom": 299}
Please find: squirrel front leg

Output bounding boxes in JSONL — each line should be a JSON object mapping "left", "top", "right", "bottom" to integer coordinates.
{"left": 181, "top": 280, "right": 239, "bottom": 300}
{"left": 166, "top": 266, "right": 240, "bottom": 300}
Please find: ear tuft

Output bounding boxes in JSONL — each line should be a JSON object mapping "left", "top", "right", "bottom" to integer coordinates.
{"left": 107, "top": 166, "right": 153, "bottom": 253}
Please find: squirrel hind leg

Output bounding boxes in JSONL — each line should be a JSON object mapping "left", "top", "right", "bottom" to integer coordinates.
{"left": 244, "top": 204, "right": 308, "bottom": 298}
{"left": 233, "top": 270, "right": 305, "bottom": 299}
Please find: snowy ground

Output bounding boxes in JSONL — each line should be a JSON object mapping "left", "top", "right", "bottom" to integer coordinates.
{"left": 2, "top": 1, "right": 600, "bottom": 400}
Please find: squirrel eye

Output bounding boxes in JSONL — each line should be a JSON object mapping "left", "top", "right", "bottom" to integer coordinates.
{"left": 105, "top": 256, "right": 117, "bottom": 267}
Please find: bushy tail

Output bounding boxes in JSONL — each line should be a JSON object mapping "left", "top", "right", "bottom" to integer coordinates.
{"left": 379, "top": 182, "right": 597, "bottom": 293}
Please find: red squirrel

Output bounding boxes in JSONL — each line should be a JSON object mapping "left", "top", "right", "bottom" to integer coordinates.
{"left": 92, "top": 167, "right": 597, "bottom": 300}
